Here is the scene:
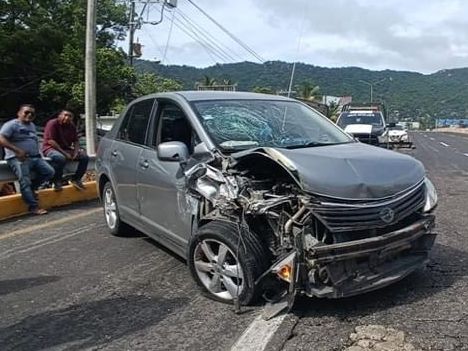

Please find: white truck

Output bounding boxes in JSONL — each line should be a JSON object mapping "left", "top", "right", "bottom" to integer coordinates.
{"left": 336, "top": 108, "right": 389, "bottom": 146}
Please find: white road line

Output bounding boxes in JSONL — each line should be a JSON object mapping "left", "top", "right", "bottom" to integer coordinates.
{"left": 0, "top": 207, "right": 101, "bottom": 240}
{"left": 464, "top": 153, "right": 468, "bottom": 157}
{"left": 231, "top": 313, "right": 288, "bottom": 351}
{"left": 440, "top": 142, "right": 449, "bottom": 147}
{"left": 430, "top": 137, "right": 435, "bottom": 141}
{"left": 0, "top": 225, "right": 97, "bottom": 261}
{"left": 0, "top": 223, "right": 95, "bottom": 258}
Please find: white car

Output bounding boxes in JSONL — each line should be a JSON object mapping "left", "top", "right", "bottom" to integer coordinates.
{"left": 383, "top": 125, "right": 412, "bottom": 147}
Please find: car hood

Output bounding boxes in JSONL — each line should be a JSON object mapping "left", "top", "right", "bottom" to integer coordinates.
{"left": 344, "top": 124, "right": 373, "bottom": 134}
{"left": 389, "top": 130, "right": 407, "bottom": 136}
{"left": 233, "top": 142, "right": 425, "bottom": 200}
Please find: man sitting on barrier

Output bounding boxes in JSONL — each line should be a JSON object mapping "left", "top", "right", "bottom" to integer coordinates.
{"left": 42, "top": 109, "right": 89, "bottom": 191}
{"left": 0, "top": 104, "right": 54, "bottom": 215}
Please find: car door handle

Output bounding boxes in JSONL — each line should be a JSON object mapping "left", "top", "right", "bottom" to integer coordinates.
{"left": 111, "top": 150, "right": 118, "bottom": 157}
{"left": 140, "top": 160, "right": 149, "bottom": 169}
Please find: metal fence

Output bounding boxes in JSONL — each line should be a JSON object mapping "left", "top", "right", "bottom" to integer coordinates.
{"left": 0, "top": 156, "right": 95, "bottom": 183}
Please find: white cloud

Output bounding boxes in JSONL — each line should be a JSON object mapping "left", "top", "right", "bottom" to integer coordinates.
{"left": 125, "top": 0, "right": 468, "bottom": 73}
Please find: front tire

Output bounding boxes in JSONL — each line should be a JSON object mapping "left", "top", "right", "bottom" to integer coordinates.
{"left": 188, "top": 221, "right": 270, "bottom": 305}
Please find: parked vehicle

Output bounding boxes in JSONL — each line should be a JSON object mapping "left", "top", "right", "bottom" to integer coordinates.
{"left": 96, "top": 91, "right": 438, "bottom": 308}
{"left": 382, "top": 124, "right": 413, "bottom": 148}
{"left": 336, "top": 105, "right": 388, "bottom": 145}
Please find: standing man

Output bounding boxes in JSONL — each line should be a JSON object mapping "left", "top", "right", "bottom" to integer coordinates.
{"left": 42, "top": 109, "right": 89, "bottom": 191}
{"left": 0, "top": 104, "right": 54, "bottom": 215}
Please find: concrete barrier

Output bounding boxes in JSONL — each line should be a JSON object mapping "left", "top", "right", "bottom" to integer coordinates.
{"left": 0, "top": 181, "right": 98, "bottom": 221}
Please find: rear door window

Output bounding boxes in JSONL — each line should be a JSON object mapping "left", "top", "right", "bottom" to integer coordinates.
{"left": 118, "top": 99, "right": 155, "bottom": 145}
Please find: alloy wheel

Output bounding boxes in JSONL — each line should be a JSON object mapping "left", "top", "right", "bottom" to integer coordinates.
{"left": 104, "top": 186, "right": 117, "bottom": 229}
{"left": 193, "top": 239, "right": 244, "bottom": 301}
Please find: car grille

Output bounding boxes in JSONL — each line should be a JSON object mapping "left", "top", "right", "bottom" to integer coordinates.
{"left": 309, "top": 181, "right": 426, "bottom": 232}
{"left": 352, "top": 133, "right": 379, "bottom": 145}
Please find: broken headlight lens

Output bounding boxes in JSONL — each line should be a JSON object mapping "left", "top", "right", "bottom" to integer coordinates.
{"left": 271, "top": 251, "right": 296, "bottom": 283}
{"left": 423, "top": 177, "right": 438, "bottom": 212}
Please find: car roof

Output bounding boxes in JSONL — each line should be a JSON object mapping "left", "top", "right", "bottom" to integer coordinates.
{"left": 139, "top": 90, "right": 295, "bottom": 102}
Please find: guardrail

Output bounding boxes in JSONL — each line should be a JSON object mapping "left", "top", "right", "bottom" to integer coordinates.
{"left": 0, "top": 156, "right": 96, "bottom": 183}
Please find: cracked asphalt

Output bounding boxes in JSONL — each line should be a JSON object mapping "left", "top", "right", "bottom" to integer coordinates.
{"left": 279, "top": 132, "right": 468, "bottom": 351}
{"left": 0, "top": 203, "right": 260, "bottom": 350}
{"left": 1, "top": 131, "right": 467, "bottom": 351}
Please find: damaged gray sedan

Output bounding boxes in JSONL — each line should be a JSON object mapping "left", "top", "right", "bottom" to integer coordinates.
{"left": 96, "top": 91, "right": 437, "bottom": 307}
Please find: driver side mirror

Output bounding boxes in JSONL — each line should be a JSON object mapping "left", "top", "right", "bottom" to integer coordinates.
{"left": 157, "top": 141, "right": 189, "bottom": 163}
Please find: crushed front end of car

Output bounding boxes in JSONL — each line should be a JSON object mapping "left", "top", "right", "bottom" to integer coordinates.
{"left": 184, "top": 145, "right": 437, "bottom": 309}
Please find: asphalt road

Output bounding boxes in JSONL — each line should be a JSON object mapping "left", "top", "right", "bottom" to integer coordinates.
{"left": 0, "top": 203, "right": 259, "bottom": 350}
{"left": 1, "top": 131, "right": 467, "bottom": 351}
{"left": 280, "top": 132, "right": 468, "bottom": 351}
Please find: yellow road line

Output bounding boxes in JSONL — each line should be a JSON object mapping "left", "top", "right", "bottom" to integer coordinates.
{"left": 0, "top": 207, "right": 102, "bottom": 240}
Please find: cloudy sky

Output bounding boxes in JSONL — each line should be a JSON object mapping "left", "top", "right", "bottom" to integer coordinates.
{"left": 126, "top": 0, "right": 468, "bottom": 74}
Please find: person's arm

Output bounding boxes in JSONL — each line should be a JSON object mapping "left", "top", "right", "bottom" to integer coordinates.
{"left": 0, "top": 134, "right": 27, "bottom": 161}
{"left": 71, "top": 126, "right": 80, "bottom": 159}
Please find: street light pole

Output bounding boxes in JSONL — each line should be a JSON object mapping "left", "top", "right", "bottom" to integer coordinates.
{"left": 359, "top": 78, "right": 388, "bottom": 103}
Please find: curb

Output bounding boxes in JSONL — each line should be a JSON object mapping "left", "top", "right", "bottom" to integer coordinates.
{"left": 0, "top": 181, "right": 98, "bottom": 221}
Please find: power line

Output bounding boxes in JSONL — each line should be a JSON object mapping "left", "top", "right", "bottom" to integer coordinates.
{"left": 162, "top": 7, "right": 175, "bottom": 63}
{"left": 153, "top": 4, "right": 230, "bottom": 63}
{"left": 186, "top": 0, "right": 264, "bottom": 63}
{"left": 176, "top": 7, "right": 242, "bottom": 62}
{"left": 141, "top": 26, "right": 171, "bottom": 63}
{"left": 173, "top": 11, "right": 234, "bottom": 62}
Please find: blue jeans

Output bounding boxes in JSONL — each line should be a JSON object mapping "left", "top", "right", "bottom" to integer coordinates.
{"left": 7, "top": 157, "right": 55, "bottom": 210}
{"left": 46, "top": 150, "right": 89, "bottom": 183}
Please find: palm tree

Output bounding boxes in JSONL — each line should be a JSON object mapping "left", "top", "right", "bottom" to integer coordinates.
{"left": 202, "top": 75, "right": 216, "bottom": 86}
{"left": 252, "top": 86, "right": 274, "bottom": 94}
{"left": 326, "top": 101, "right": 341, "bottom": 122}
{"left": 297, "top": 81, "right": 320, "bottom": 100}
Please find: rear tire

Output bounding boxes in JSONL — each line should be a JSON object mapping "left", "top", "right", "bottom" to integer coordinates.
{"left": 102, "top": 181, "right": 131, "bottom": 236}
{"left": 188, "top": 221, "right": 270, "bottom": 305}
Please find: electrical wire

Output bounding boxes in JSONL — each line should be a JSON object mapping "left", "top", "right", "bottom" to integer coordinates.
{"left": 162, "top": 8, "right": 175, "bottom": 63}
{"left": 141, "top": 26, "right": 170, "bottom": 63}
{"left": 186, "top": 0, "right": 264, "bottom": 63}
{"left": 151, "top": 4, "right": 228, "bottom": 63}
{"left": 171, "top": 11, "right": 233, "bottom": 62}
{"left": 164, "top": 17, "right": 219, "bottom": 64}
{"left": 176, "top": 7, "right": 242, "bottom": 62}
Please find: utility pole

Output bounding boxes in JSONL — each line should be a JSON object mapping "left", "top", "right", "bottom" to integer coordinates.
{"left": 128, "top": 0, "right": 136, "bottom": 66}
{"left": 127, "top": 1, "right": 177, "bottom": 66}
{"left": 85, "top": 0, "right": 97, "bottom": 155}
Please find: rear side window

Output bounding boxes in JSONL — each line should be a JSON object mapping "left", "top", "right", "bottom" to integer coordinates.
{"left": 118, "top": 99, "right": 155, "bottom": 145}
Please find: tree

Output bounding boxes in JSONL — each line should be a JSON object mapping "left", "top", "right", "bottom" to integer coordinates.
{"left": 133, "top": 72, "right": 182, "bottom": 97}
{"left": 326, "top": 102, "right": 340, "bottom": 122}
{"left": 296, "top": 81, "right": 320, "bottom": 101}
{"left": 0, "top": 0, "right": 128, "bottom": 118}
{"left": 252, "top": 86, "right": 274, "bottom": 94}
{"left": 201, "top": 75, "right": 216, "bottom": 87}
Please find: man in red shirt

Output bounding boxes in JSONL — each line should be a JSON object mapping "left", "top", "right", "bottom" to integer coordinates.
{"left": 42, "top": 109, "right": 89, "bottom": 191}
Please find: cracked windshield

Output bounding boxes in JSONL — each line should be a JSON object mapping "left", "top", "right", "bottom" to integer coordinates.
{"left": 193, "top": 100, "right": 351, "bottom": 150}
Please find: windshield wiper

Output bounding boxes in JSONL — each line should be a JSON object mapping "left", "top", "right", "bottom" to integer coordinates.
{"left": 283, "top": 141, "right": 332, "bottom": 149}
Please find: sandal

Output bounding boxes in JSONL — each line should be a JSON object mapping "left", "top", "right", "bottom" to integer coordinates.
{"left": 30, "top": 208, "right": 48, "bottom": 215}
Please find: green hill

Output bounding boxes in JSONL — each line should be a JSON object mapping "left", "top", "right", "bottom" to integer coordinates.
{"left": 135, "top": 60, "right": 468, "bottom": 122}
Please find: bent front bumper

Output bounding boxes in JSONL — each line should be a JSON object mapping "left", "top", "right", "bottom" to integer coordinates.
{"left": 303, "top": 214, "right": 436, "bottom": 298}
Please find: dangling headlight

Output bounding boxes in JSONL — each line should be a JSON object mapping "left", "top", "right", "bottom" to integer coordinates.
{"left": 423, "top": 177, "right": 438, "bottom": 212}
